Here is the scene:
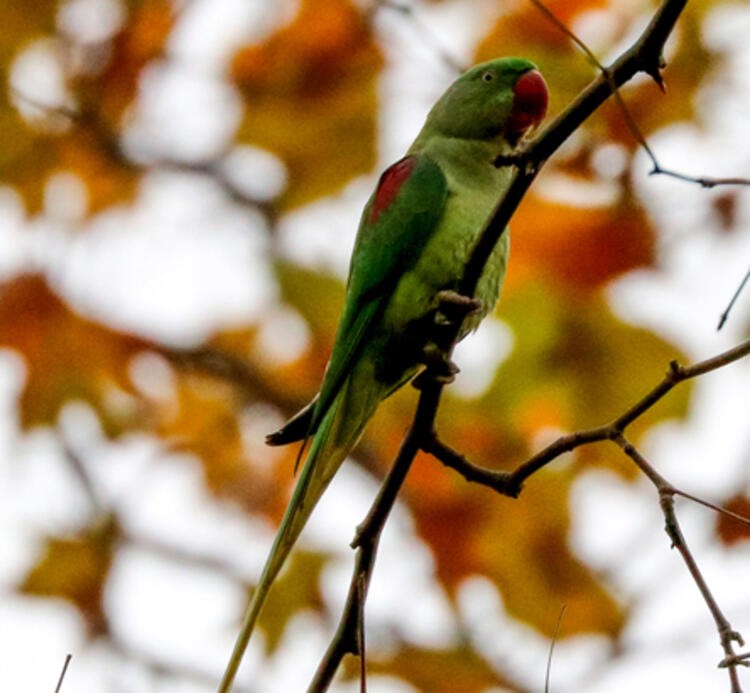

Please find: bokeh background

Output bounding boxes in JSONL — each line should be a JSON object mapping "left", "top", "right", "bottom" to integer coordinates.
{"left": 1, "top": 0, "right": 750, "bottom": 691}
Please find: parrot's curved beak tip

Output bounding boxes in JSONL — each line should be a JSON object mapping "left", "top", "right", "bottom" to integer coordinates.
{"left": 506, "top": 69, "right": 549, "bottom": 141}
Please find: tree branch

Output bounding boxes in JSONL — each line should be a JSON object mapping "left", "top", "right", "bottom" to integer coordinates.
{"left": 614, "top": 434, "right": 748, "bottom": 693}
{"left": 309, "top": 3, "right": 717, "bottom": 689}
{"left": 309, "top": 377, "right": 444, "bottom": 691}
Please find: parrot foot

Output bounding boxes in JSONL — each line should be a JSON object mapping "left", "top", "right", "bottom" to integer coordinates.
{"left": 432, "top": 290, "right": 482, "bottom": 327}
{"left": 414, "top": 342, "right": 460, "bottom": 388}
{"left": 413, "top": 291, "right": 480, "bottom": 389}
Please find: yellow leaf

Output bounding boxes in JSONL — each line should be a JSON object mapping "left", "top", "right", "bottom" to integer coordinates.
{"left": 256, "top": 549, "right": 329, "bottom": 655}
{"left": 0, "top": 0, "right": 174, "bottom": 213}
{"left": 0, "top": 0, "right": 56, "bottom": 62}
{"left": 21, "top": 516, "right": 118, "bottom": 635}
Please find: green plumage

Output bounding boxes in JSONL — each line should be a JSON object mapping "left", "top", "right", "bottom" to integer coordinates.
{"left": 219, "top": 57, "right": 547, "bottom": 691}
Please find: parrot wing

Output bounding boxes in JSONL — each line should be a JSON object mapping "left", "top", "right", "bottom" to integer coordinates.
{"left": 268, "top": 154, "right": 448, "bottom": 446}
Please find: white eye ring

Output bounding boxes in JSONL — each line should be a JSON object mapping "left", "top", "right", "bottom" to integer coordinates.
{"left": 482, "top": 71, "right": 494, "bottom": 82}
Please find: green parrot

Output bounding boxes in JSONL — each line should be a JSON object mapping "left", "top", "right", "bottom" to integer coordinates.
{"left": 220, "top": 57, "right": 548, "bottom": 689}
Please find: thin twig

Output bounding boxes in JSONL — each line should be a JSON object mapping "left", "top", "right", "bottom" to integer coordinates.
{"left": 649, "top": 167, "right": 750, "bottom": 188}
{"left": 431, "top": 338, "right": 750, "bottom": 493}
{"left": 673, "top": 489, "right": 750, "bottom": 529}
{"left": 371, "top": 0, "right": 466, "bottom": 73}
{"left": 308, "top": 378, "right": 445, "bottom": 691}
{"left": 358, "top": 572, "right": 368, "bottom": 693}
{"left": 54, "top": 654, "right": 72, "bottom": 693}
{"left": 428, "top": 339, "right": 750, "bottom": 690}
{"left": 613, "top": 434, "right": 748, "bottom": 692}
{"left": 61, "top": 446, "right": 104, "bottom": 516}
{"left": 529, "top": 0, "right": 750, "bottom": 189}
{"left": 545, "top": 606, "right": 566, "bottom": 693}
{"left": 718, "top": 267, "right": 750, "bottom": 331}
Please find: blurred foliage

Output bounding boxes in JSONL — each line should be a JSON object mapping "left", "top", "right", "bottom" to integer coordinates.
{"left": 0, "top": 276, "right": 150, "bottom": 434}
{"left": 257, "top": 549, "right": 330, "bottom": 655}
{"left": 361, "top": 642, "right": 517, "bottom": 692}
{"left": 21, "top": 514, "right": 119, "bottom": 635}
{"left": 716, "top": 494, "right": 750, "bottom": 546}
{"left": 0, "top": 0, "right": 741, "bottom": 689}
{"left": 1, "top": 0, "right": 173, "bottom": 212}
{"left": 232, "top": 0, "right": 383, "bottom": 209}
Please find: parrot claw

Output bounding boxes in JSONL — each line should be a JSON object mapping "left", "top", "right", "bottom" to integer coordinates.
{"left": 414, "top": 341, "right": 460, "bottom": 388}
{"left": 412, "top": 290, "right": 480, "bottom": 389}
{"left": 433, "top": 290, "right": 482, "bottom": 327}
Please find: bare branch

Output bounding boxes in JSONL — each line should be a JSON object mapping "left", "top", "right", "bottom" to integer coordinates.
{"left": 718, "top": 267, "right": 750, "bottom": 331}
{"left": 545, "top": 605, "right": 567, "bottom": 693}
{"left": 613, "top": 435, "right": 749, "bottom": 692}
{"left": 54, "top": 654, "right": 72, "bottom": 693}
{"left": 529, "top": 0, "right": 750, "bottom": 190}
{"left": 370, "top": 0, "right": 466, "bottom": 73}
{"left": 428, "top": 338, "right": 750, "bottom": 689}
{"left": 309, "top": 376, "right": 444, "bottom": 691}
{"left": 502, "top": 337, "right": 750, "bottom": 492}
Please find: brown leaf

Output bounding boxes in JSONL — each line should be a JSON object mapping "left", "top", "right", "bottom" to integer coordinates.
{"left": 716, "top": 495, "right": 750, "bottom": 546}
{"left": 363, "top": 642, "right": 517, "bottom": 693}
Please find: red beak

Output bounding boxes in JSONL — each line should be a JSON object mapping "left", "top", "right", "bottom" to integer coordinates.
{"left": 506, "top": 69, "right": 549, "bottom": 140}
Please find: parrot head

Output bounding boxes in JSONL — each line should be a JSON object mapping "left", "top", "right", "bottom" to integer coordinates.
{"left": 425, "top": 57, "right": 548, "bottom": 144}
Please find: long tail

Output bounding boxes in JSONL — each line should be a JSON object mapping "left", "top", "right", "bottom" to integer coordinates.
{"left": 218, "top": 368, "right": 383, "bottom": 692}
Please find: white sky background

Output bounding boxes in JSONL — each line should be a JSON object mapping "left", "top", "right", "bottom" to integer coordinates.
{"left": 0, "top": 0, "right": 750, "bottom": 691}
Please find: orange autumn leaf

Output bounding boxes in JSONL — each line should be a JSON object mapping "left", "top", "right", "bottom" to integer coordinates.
{"left": 507, "top": 187, "right": 655, "bottom": 291}
{"left": 408, "top": 470, "right": 624, "bottom": 638}
{"left": 0, "top": 276, "right": 150, "bottom": 433}
{"left": 77, "top": 0, "right": 175, "bottom": 128}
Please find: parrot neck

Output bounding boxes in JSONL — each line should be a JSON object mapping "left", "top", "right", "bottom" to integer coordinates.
{"left": 410, "top": 134, "right": 513, "bottom": 195}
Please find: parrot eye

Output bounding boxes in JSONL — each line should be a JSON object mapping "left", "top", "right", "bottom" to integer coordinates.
{"left": 482, "top": 71, "right": 494, "bottom": 83}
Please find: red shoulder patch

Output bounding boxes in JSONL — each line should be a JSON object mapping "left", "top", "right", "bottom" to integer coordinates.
{"left": 368, "top": 156, "right": 417, "bottom": 224}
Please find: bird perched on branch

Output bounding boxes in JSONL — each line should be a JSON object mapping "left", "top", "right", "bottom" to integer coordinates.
{"left": 220, "top": 56, "right": 548, "bottom": 689}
